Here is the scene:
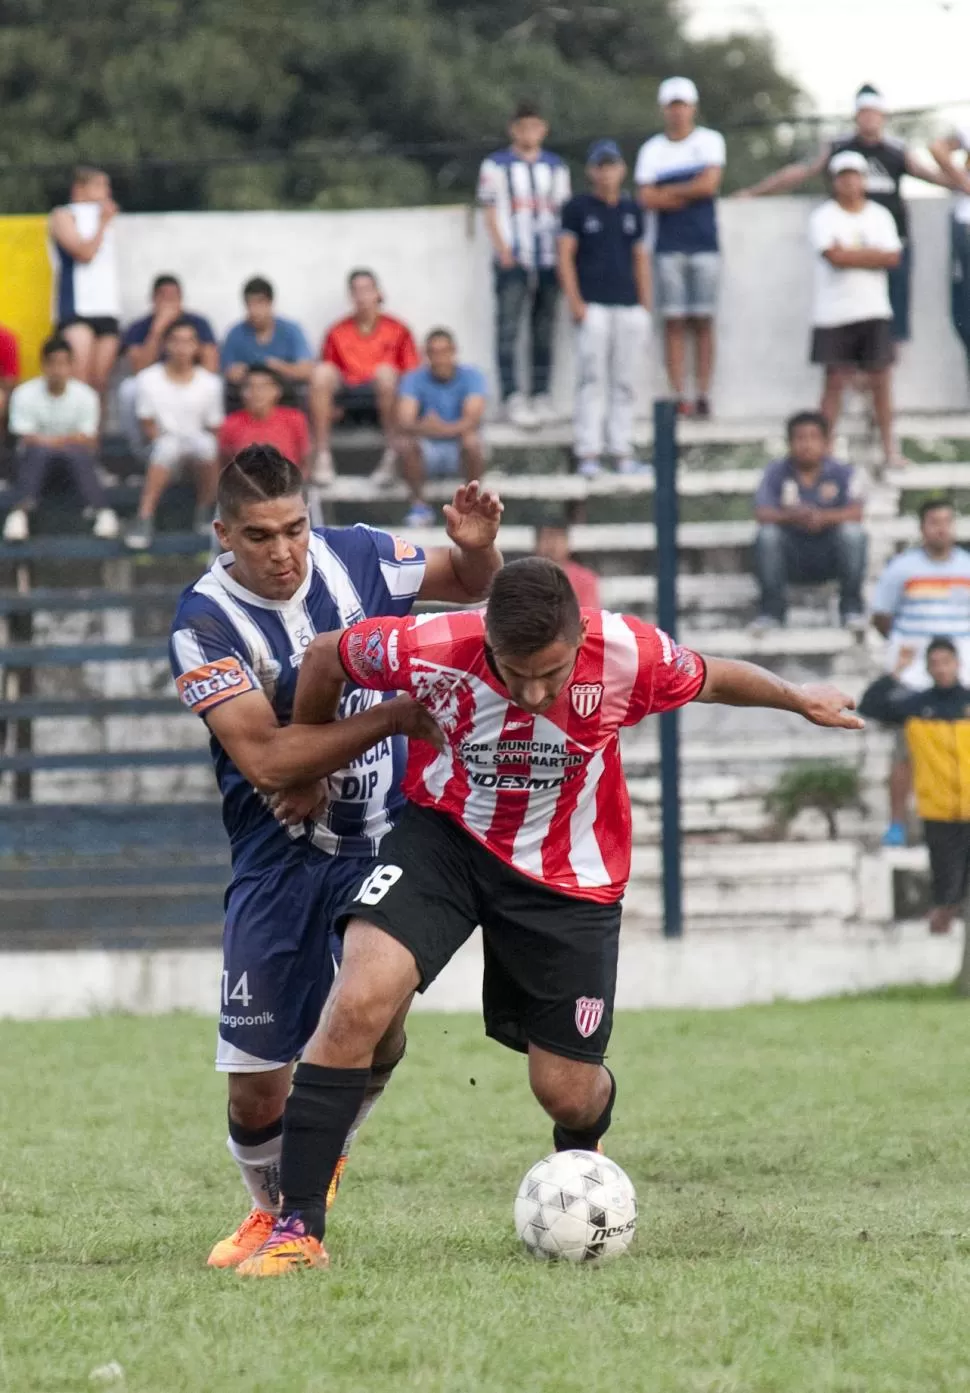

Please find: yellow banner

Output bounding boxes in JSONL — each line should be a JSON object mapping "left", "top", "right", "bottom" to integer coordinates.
{"left": 0, "top": 214, "right": 52, "bottom": 378}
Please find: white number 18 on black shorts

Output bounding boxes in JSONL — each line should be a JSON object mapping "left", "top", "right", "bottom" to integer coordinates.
{"left": 336, "top": 804, "right": 621, "bottom": 1064}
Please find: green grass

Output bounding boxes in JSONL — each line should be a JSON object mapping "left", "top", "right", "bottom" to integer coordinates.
{"left": 4, "top": 1000, "right": 970, "bottom": 1392}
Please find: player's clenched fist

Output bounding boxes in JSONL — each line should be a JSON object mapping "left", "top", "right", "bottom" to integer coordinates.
{"left": 796, "top": 683, "right": 865, "bottom": 730}
{"left": 385, "top": 694, "right": 446, "bottom": 750}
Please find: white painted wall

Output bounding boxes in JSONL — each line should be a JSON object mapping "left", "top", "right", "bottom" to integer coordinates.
{"left": 0, "top": 925, "right": 959, "bottom": 1021}
{"left": 113, "top": 199, "right": 970, "bottom": 421}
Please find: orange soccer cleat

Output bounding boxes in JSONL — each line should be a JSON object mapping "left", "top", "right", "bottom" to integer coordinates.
{"left": 236, "top": 1215, "right": 329, "bottom": 1277}
{"left": 206, "top": 1207, "right": 276, "bottom": 1269}
{"left": 326, "top": 1154, "right": 347, "bottom": 1211}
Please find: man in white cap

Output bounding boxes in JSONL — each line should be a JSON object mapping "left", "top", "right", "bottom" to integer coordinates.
{"left": 634, "top": 77, "right": 725, "bottom": 419}
{"left": 809, "top": 150, "right": 903, "bottom": 467}
{"left": 736, "top": 85, "right": 951, "bottom": 343}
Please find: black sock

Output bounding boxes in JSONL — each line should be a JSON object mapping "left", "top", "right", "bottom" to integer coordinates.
{"left": 227, "top": 1106, "right": 283, "bottom": 1148}
{"left": 553, "top": 1068, "right": 616, "bottom": 1153}
{"left": 279, "top": 1062, "right": 369, "bottom": 1240}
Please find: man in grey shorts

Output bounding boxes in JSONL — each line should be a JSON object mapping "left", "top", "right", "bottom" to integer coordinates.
{"left": 635, "top": 78, "right": 725, "bottom": 419}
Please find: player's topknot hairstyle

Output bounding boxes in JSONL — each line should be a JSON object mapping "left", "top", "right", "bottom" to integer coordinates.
{"left": 486, "top": 557, "right": 582, "bottom": 657}
{"left": 217, "top": 444, "right": 305, "bottom": 521}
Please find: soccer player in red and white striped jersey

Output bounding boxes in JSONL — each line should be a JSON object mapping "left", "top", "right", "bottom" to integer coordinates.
{"left": 239, "top": 557, "right": 863, "bottom": 1274}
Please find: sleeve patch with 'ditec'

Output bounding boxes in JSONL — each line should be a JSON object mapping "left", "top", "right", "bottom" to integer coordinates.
{"left": 176, "top": 656, "right": 256, "bottom": 713}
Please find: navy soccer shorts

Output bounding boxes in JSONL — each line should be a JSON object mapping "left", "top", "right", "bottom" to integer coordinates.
{"left": 215, "top": 845, "right": 372, "bottom": 1072}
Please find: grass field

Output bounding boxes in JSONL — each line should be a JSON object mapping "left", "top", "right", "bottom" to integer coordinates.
{"left": 4, "top": 995, "right": 970, "bottom": 1392}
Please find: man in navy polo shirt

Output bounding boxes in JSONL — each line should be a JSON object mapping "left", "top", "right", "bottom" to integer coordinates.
{"left": 558, "top": 140, "right": 652, "bottom": 478}
{"left": 635, "top": 77, "right": 725, "bottom": 418}
{"left": 752, "top": 410, "right": 867, "bottom": 632}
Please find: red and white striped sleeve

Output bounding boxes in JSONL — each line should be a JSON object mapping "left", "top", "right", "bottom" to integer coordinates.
{"left": 337, "top": 615, "right": 418, "bottom": 693}
{"left": 621, "top": 618, "right": 706, "bottom": 726}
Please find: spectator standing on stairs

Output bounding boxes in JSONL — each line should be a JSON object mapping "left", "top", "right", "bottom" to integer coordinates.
{"left": 48, "top": 167, "right": 122, "bottom": 400}
{"left": 534, "top": 523, "right": 601, "bottom": 608}
{"left": 929, "top": 126, "right": 970, "bottom": 378}
{"left": 750, "top": 411, "right": 867, "bottom": 633}
{"left": 2, "top": 336, "right": 118, "bottom": 542}
{"left": 558, "top": 139, "right": 652, "bottom": 479}
{"left": 477, "top": 100, "right": 571, "bottom": 430}
{"left": 870, "top": 498, "right": 970, "bottom": 846}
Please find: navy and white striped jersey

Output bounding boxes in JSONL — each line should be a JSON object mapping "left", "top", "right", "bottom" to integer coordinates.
{"left": 476, "top": 148, "right": 571, "bottom": 270}
{"left": 169, "top": 525, "right": 426, "bottom": 873}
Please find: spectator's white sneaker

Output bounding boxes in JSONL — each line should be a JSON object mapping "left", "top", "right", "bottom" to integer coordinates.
{"left": 505, "top": 393, "right": 540, "bottom": 431}
{"left": 2, "top": 509, "right": 29, "bottom": 543}
{"left": 124, "top": 519, "right": 154, "bottom": 551}
{"left": 842, "top": 612, "right": 867, "bottom": 635}
{"left": 577, "top": 458, "right": 603, "bottom": 479}
{"left": 403, "top": 501, "right": 435, "bottom": 528}
{"left": 615, "top": 457, "right": 650, "bottom": 476}
{"left": 193, "top": 505, "right": 215, "bottom": 537}
{"left": 92, "top": 508, "right": 119, "bottom": 540}
{"left": 311, "top": 449, "right": 336, "bottom": 487}
{"left": 531, "top": 394, "right": 558, "bottom": 425}
{"left": 370, "top": 448, "right": 399, "bottom": 488}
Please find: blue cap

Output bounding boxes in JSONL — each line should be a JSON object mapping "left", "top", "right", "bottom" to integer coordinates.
{"left": 586, "top": 139, "right": 623, "bottom": 165}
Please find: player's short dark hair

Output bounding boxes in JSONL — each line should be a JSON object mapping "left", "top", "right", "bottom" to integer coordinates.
{"left": 72, "top": 164, "right": 107, "bottom": 186}
{"left": 162, "top": 315, "right": 200, "bottom": 342}
{"left": 426, "top": 327, "right": 455, "bottom": 348}
{"left": 786, "top": 410, "right": 829, "bottom": 440}
{"left": 41, "top": 335, "right": 72, "bottom": 360}
{"left": 218, "top": 445, "right": 305, "bottom": 521}
{"left": 919, "top": 496, "right": 955, "bottom": 524}
{"left": 512, "top": 100, "right": 542, "bottom": 121}
{"left": 927, "top": 635, "right": 958, "bottom": 659}
{"left": 243, "top": 276, "right": 274, "bottom": 301}
{"left": 152, "top": 273, "right": 181, "bottom": 295}
{"left": 246, "top": 361, "right": 282, "bottom": 388}
{"left": 348, "top": 267, "right": 378, "bottom": 289}
{"left": 486, "top": 557, "right": 581, "bottom": 656}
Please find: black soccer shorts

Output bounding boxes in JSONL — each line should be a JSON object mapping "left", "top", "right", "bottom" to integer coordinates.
{"left": 337, "top": 803, "right": 621, "bottom": 1064}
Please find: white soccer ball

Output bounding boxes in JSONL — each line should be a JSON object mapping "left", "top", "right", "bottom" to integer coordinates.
{"left": 513, "top": 1149, "right": 637, "bottom": 1263}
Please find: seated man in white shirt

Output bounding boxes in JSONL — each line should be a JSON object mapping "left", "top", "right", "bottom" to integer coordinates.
{"left": 124, "top": 318, "right": 224, "bottom": 550}
{"left": 809, "top": 150, "right": 903, "bottom": 468}
{"left": 2, "top": 336, "right": 118, "bottom": 542}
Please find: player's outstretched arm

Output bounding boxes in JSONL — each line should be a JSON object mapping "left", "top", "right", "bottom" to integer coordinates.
{"left": 418, "top": 481, "right": 504, "bottom": 603}
{"left": 697, "top": 656, "right": 864, "bottom": 730}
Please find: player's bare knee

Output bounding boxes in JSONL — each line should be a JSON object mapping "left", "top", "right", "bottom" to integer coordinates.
{"left": 529, "top": 1051, "right": 603, "bottom": 1126}
{"left": 228, "top": 1068, "right": 290, "bottom": 1130}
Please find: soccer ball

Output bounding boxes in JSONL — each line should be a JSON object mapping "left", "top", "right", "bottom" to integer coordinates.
{"left": 513, "top": 1149, "right": 637, "bottom": 1263}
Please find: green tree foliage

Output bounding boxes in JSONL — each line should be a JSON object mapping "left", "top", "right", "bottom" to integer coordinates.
{"left": 0, "top": 0, "right": 803, "bottom": 212}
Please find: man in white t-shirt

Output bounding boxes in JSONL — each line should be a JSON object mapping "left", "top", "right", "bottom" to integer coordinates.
{"left": 2, "top": 336, "right": 118, "bottom": 542}
{"left": 124, "top": 317, "right": 224, "bottom": 550}
{"left": 929, "top": 128, "right": 970, "bottom": 373}
{"left": 809, "top": 150, "right": 903, "bottom": 468}
{"left": 635, "top": 77, "right": 725, "bottom": 418}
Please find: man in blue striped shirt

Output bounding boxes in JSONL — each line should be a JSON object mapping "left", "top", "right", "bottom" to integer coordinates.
{"left": 871, "top": 497, "right": 970, "bottom": 844}
{"left": 169, "top": 443, "right": 502, "bottom": 1265}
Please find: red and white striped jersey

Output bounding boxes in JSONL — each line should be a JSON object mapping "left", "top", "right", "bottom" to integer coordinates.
{"left": 338, "top": 608, "right": 706, "bottom": 904}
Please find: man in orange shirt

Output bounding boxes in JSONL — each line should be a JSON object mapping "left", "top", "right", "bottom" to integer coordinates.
{"left": 314, "top": 269, "right": 420, "bottom": 489}
{"left": 535, "top": 522, "right": 602, "bottom": 608}
{"left": 218, "top": 365, "right": 311, "bottom": 475}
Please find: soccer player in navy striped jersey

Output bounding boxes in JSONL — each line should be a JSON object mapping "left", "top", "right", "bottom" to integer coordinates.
{"left": 169, "top": 444, "right": 502, "bottom": 1266}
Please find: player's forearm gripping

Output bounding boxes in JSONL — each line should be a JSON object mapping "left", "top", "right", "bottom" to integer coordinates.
{"left": 292, "top": 631, "right": 349, "bottom": 727}
{"left": 697, "top": 656, "right": 864, "bottom": 729}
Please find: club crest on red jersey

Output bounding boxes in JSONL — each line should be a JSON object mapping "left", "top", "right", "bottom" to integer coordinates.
{"left": 575, "top": 996, "right": 604, "bottom": 1038}
{"left": 570, "top": 682, "right": 603, "bottom": 719}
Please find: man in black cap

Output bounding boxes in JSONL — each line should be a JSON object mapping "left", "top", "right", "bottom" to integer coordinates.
{"left": 558, "top": 140, "right": 652, "bottom": 479}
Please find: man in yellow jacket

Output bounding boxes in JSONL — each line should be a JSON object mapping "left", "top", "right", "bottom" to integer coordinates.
{"left": 861, "top": 636, "right": 970, "bottom": 934}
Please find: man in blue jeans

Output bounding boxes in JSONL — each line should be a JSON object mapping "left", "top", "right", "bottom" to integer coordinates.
{"left": 477, "top": 101, "right": 571, "bottom": 430}
{"left": 751, "top": 411, "right": 867, "bottom": 632}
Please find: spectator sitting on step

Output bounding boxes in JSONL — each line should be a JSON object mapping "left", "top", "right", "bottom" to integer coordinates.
{"left": 314, "top": 269, "right": 421, "bottom": 490}
{"left": 859, "top": 637, "right": 970, "bottom": 935}
{"left": 124, "top": 318, "right": 224, "bottom": 551}
{"left": 218, "top": 364, "right": 311, "bottom": 475}
{"left": 558, "top": 139, "right": 652, "bottom": 479}
{"left": 2, "top": 336, "right": 118, "bottom": 543}
{"left": 635, "top": 77, "right": 725, "bottom": 418}
{"left": 0, "top": 321, "right": 20, "bottom": 439}
{"left": 751, "top": 410, "right": 867, "bottom": 633}
{"left": 477, "top": 100, "right": 571, "bottom": 430}
{"left": 117, "top": 275, "right": 218, "bottom": 455}
{"left": 397, "top": 328, "right": 487, "bottom": 529}
{"left": 871, "top": 497, "right": 970, "bottom": 846}
{"left": 220, "top": 275, "right": 316, "bottom": 420}
{"left": 535, "top": 523, "right": 601, "bottom": 608}
{"left": 809, "top": 151, "right": 904, "bottom": 469}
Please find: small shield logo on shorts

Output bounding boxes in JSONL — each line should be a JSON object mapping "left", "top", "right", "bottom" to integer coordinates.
{"left": 570, "top": 683, "right": 603, "bottom": 719}
{"left": 575, "top": 996, "right": 604, "bottom": 1038}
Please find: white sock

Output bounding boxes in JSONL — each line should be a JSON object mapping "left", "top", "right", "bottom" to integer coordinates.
{"left": 226, "top": 1132, "right": 283, "bottom": 1214}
